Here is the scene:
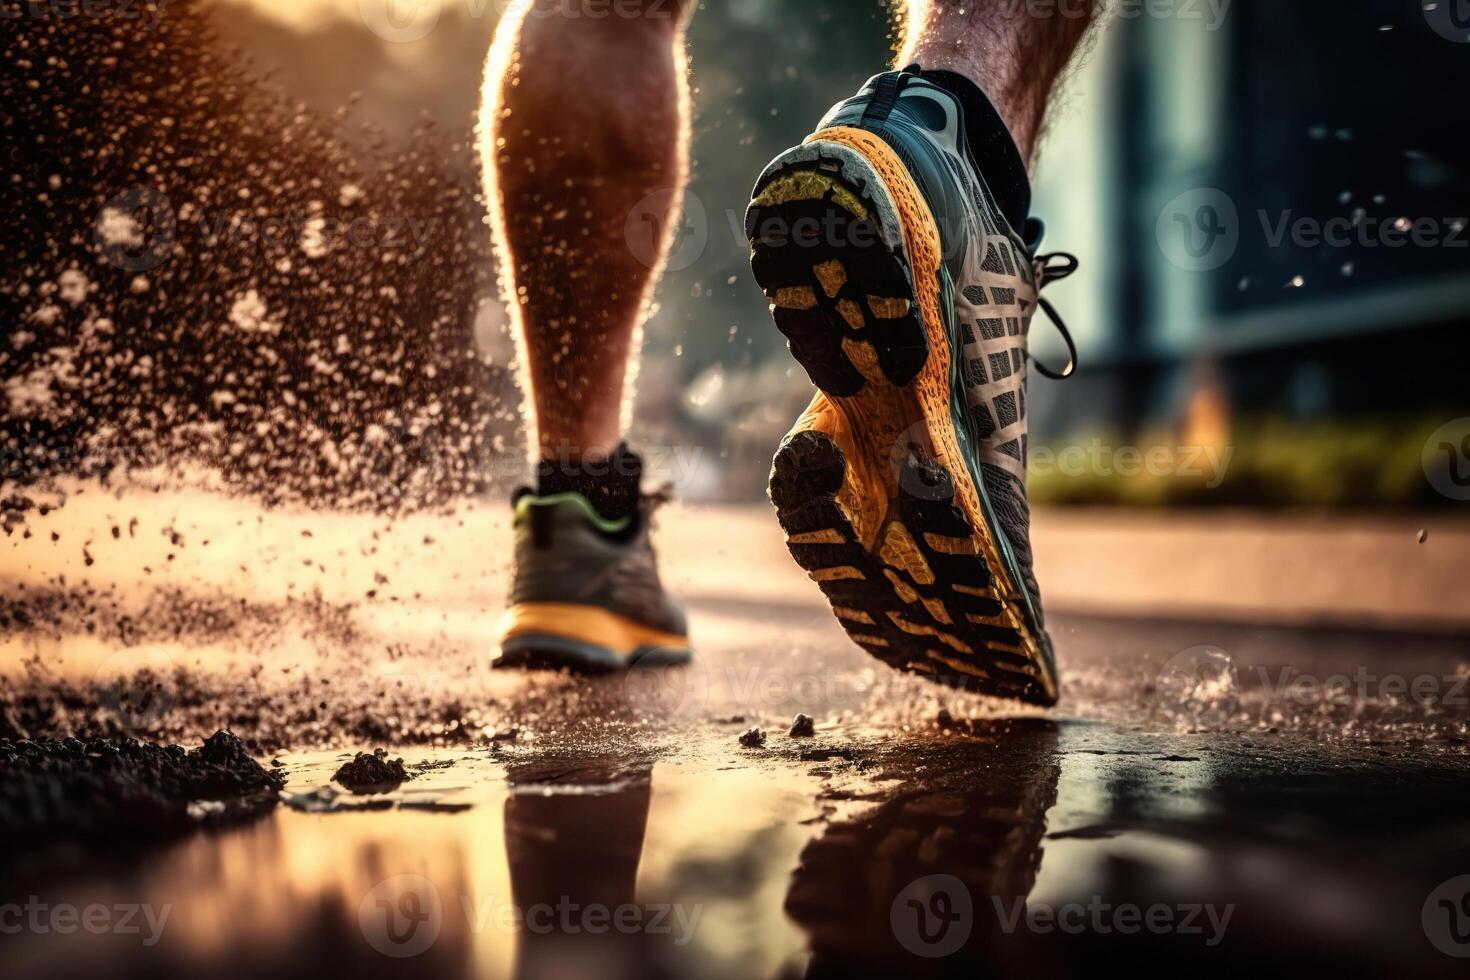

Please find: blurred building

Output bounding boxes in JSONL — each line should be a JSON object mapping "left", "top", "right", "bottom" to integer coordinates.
{"left": 1033, "top": 0, "right": 1470, "bottom": 443}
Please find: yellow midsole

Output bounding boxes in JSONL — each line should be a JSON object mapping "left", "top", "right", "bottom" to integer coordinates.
{"left": 498, "top": 602, "right": 689, "bottom": 655}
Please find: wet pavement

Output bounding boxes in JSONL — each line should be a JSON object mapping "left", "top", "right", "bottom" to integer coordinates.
{"left": 3, "top": 493, "right": 1470, "bottom": 978}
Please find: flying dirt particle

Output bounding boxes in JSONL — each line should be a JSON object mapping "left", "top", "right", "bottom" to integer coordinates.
{"left": 3, "top": 3, "right": 513, "bottom": 527}
{"left": 789, "top": 713, "right": 815, "bottom": 737}
{"left": 57, "top": 269, "right": 90, "bottom": 307}
{"left": 739, "top": 726, "right": 766, "bottom": 748}
{"left": 1417, "top": 529, "right": 1428, "bottom": 544}
{"left": 333, "top": 749, "right": 412, "bottom": 794}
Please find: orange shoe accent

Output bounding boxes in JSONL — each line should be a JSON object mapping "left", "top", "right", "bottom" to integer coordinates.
{"left": 799, "top": 126, "right": 1053, "bottom": 701}
{"left": 785, "top": 391, "right": 888, "bottom": 551}
{"left": 498, "top": 602, "right": 689, "bottom": 656}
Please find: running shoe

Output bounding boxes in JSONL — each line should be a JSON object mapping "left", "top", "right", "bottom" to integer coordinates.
{"left": 496, "top": 490, "right": 691, "bottom": 672}
{"left": 746, "top": 66, "right": 1078, "bottom": 705}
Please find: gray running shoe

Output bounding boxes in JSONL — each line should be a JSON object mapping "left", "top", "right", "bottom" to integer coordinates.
{"left": 496, "top": 491, "right": 691, "bottom": 672}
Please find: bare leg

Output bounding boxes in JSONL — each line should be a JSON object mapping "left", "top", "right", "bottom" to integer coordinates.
{"left": 480, "top": 0, "right": 694, "bottom": 462}
{"left": 899, "top": 0, "right": 1098, "bottom": 161}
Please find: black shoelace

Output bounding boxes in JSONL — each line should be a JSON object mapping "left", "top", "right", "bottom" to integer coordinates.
{"left": 1030, "top": 252, "right": 1080, "bottom": 381}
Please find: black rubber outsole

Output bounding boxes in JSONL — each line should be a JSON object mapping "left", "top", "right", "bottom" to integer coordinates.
{"left": 769, "top": 429, "right": 1051, "bottom": 705}
{"left": 746, "top": 165, "right": 928, "bottom": 395}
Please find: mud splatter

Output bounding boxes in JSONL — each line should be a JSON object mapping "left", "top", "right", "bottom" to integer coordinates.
{"left": 0, "top": 730, "right": 283, "bottom": 861}
{"left": 1, "top": 0, "right": 522, "bottom": 525}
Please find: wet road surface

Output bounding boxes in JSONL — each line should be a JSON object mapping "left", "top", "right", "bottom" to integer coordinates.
{"left": 3, "top": 492, "right": 1470, "bottom": 978}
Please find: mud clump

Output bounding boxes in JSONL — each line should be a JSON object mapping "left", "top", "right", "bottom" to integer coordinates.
{"left": 333, "top": 748, "right": 412, "bottom": 793}
{"left": 739, "top": 726, "right": 767, "bottom": 748}
{"left": 789, "top": 713, "right": 815, "bottom": 737}
{"left": 0, "top": 730, "right": 284, "bottom": 862}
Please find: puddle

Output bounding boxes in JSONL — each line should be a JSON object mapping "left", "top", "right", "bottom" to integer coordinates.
{"left": 3, "top": 744, "right": 824, "bottom": 980}
{"left": 6, "top": 720, "right": 1469, "bottom": 978}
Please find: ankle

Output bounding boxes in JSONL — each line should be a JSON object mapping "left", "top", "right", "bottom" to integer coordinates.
{"left": 534, "top": 442, "right": 643, "bottom": 521}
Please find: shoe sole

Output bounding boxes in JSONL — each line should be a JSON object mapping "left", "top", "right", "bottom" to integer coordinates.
{"left": 497, "top": 602, "right": 692, "bottom": 674}
{"left": 747, "top": 127, "right": 1057, "bottom": 705}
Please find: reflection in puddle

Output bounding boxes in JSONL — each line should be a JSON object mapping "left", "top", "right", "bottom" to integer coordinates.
{"left": 786, "top": 719, "right": 1061, "bottom": 973}
{"left": 6, "top": 719, "right": 1470, "bottom": 979}
{"left": 4, "top": 749, "right": 821, "bottom": 980}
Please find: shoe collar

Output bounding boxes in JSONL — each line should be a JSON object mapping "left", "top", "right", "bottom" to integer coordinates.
{"left": 512, "top": 490, "right": 635, "bottom": 536}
